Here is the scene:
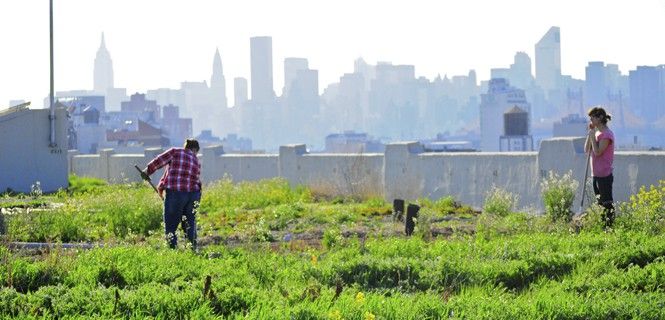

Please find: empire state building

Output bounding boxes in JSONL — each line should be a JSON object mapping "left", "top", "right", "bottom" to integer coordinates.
{"left": 93, "top": 33, "right": 114, "bottom": 94}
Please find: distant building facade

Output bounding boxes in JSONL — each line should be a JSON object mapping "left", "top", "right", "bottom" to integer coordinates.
{"left": 535, "top": 26, "right": 561, "bottom": 95}
{"left": 480, "top": 78, "right": 531, "bottom": 151}
{"left": 553, "top": 114, "right": 586, "bottom": 137}
{"left": 325, "top": 131, "right": 384, "bottom": 153}
{"left": 250, "top": 36, "right": 275, "bottom": 104}
{"left": 234, "top": 77, "right": 248, "bottom": 108}
{"left": 121, "top": 93, "right": 160, "bottom": 124}
{"left": 210, "top": 48, "right": 228, "bottom": 109}
{"left": 221, "top": 133, "right": 253, "bottom": 152}
{"left": 94, "top": 33, "right": 114, "bottom": 94}
{"left": 57, "top": 95, "right": 108, "bottom": 153}
{"left": 283, "top": 57, "right": 309, "bottom": 97}
{"left": 106, "top": 120, "right": 168, "bottom": 147}
{"left": 161, "top": 104, "right": 193, "bottom": 147}
{"left": 629, "top": 65, "right": 665, "bottom": 121}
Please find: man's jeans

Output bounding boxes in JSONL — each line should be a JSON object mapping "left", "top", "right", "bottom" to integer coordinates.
{"left": 164, "top": 189, "right": 201, "bottom": 249}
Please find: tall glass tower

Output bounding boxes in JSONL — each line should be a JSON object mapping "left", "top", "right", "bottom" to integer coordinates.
{"left": 535, "top": 26, "right": 561, "bottom": 94}
{"left": 250, "top": 36, "right": 275, "bottom": 103}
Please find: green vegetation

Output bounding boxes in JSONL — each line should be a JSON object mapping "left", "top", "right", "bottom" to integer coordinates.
{"left": 67, "top": 174, "right": 108, "bottom": 195}
{"left": 482, "top": 186, "right": 518, "bottom": 217}
{"left": 1, "top": 175, "right": 665, "bottom": 318}
{"left": 541, "top": 170, "right": 579, "bottom": 222}
{"left": 6, "top": 180, "right": 162, "bottom": 242}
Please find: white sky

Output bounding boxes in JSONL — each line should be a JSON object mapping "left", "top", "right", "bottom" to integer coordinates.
{"left": 1, "top": 0, "right": 664, "bottom": 109}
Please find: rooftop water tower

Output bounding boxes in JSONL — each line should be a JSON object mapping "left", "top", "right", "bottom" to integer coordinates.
{"left": 500, "top": 106, "right": 533, "bottom": 151}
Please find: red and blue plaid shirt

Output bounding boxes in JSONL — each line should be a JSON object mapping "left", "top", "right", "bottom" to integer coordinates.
{"left": 147, "top": 148, "right": 201, "bottom": 192}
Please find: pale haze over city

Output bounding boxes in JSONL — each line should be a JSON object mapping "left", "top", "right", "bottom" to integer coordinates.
{"left": 2, "top": 0, "right": 664, "bottom": 106}
{"left": 1, "top": 0, "right": 665, "bottom": 152}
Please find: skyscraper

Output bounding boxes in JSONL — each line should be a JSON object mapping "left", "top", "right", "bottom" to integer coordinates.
{"left": 283, "top": 57, "right": 308, "bottom": 97}
{"left": 629, "top": 65, "right": 665, "bottom": 121}
{"left": 288, "top": 69, "right": 319, "bottom": 114}
{"left": 250, "top": 36, "right": 274, "bottom": 103}
{"left": 354, "top": 57, "right": 376, "bottom": 89}
{"left": 234, "top": 77, "right": 248, "bottom": 108}
{"left": 510, "top": 52, "right": 534, "bottom": 89}
{"left": 93, "top": 33, "right": 114, "bottom": 94}
{"left": 535, "top": 27, "right": 561, "bottom": 95}
{"left": 585, "top": 61, "right": 607, "bottom": 107}
{"left": 210, "top": 48, "right": 228, "bottom": 108}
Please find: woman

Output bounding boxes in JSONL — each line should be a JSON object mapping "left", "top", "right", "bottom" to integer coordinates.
{"left": 585, "top": 107, "right": 615, "bottom": 227}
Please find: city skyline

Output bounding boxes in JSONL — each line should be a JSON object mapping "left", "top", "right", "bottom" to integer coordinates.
{"left": 1, "top": 0, "right": 665, "bottom": 108}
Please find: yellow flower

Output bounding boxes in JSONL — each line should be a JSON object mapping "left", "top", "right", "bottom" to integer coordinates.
{"left": 364, "top": 311, "right": 376, "bottom": 320}
{"left": 311, "top": 255, "right": 318, "bottom": 266}
{"left": 328, "top": 310, "right": 342, "bottom": 320}
{"left": 355, "top": 291, "right": 365, "bottom": 303}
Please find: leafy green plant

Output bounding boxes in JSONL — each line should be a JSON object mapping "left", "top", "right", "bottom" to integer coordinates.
{"left": 5, "top": 183, "right": 161, "bottom": 242}
{"left": 97, "top": 265, "right": 126, "bottom": 288}
{"left": 356, "top": 197, "right": 391, "bottom": 216}
{"left": 483, "top": 186, "right": 518, "bottom": 217}
{"left": 617, "top": 181, "right": 665, "bottom": 233}
{"left": 322, "top": 227, "right": 343, "bottom": 250}
{"left": 201, "top": 178, "right": 312, "bottom": 214}
{"left": 248, "top": 218, "right": 274, "bottom": 242}
{"left": 30, "top": 181, "right": 43, "bottom": 199}
{"left": 268, "top": 202, "right": 305, "bottom": 230}
{"left": 415, "top": 207, "right": 434, "bottom": 241}
{"left": 578, "top": 203, "right": 606, "bottom": 233}
{"left": 541, "top": 170, "right": 578, "bottom": 222}
{"left": 433, "top": 196, "right": 456, "bottom": 214}
{"left": 67, "top": 175, "right": 108, "bottom": 195}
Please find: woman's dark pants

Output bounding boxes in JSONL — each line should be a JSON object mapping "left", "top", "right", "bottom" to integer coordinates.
{"left": 593, "top": 174, "right": 614, "bottom": 227}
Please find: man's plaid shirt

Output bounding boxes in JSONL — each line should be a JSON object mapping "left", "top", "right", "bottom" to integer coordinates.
{"left": 147, "top": 148, "right": 201, "bottom": 192}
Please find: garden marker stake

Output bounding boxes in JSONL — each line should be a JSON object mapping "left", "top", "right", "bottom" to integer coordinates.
{"left": 134, "top": 165, "right": 164, "bottom": 200}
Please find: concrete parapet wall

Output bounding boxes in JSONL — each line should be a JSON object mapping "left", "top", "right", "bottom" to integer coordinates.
{"left": 614, "top": 152, "right": 665, "bottom": 201}
{"left": 417, "top": 152, "right": 539, "bottom": 209}
{"left": 205, "top": 154, "right": 279, "bottom": 183}
{"left": 279, "top": 144, "right": 384, "bottom": 197}
{"left": 70, "top": 154, "right": 102, "bottom": 179}
{"left": 108, "top": 154, "right": 146, "bottom": 183}
{"left": 69, "top": 138, "right": 665, "bottom": 209}
{"left": 538, "top": 137, "right": 588, "bottom": 180}
{"left": 383, "top": 142, "right": 425, "bottom": 201}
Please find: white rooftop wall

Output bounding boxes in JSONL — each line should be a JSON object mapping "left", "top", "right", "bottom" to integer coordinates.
{"left": 0, "top": 108, "right": 68, "bottom": 193}
{"left": 279, "top": 144, "right": 384, "bottom": 197}
{"left": 69, "top": 138, "right": 665, "bottom": 210}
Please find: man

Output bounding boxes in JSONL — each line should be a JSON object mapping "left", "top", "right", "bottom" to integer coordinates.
{"left": 141, "top": 139, "right": 201, "bottom": 249}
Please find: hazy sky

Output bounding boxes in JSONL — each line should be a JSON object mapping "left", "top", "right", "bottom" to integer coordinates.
{"left": 1, "top": 0, "right": 664, "bottom": 109}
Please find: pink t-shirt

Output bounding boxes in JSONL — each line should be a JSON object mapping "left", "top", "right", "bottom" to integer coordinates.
{"left": 591, "top": 128, "right": 614, "bottom": 177}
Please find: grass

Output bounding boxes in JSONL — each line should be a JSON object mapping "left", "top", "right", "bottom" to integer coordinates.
{"left": 2, "top": 232, "right": 665, "bottom": 318}
{"left": 2, "top": 176, "right": 665, "bottom": 318}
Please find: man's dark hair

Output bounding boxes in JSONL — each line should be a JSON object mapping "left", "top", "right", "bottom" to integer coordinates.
{"left": 184, "top": 139, "right": 200, "bottom": 151}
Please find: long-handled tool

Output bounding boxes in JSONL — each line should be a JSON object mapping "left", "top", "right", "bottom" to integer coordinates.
{"left": 134, "top": 165, "right": 163, "bottom": 200}
{"left": 577, "top": 151, "right": 592, "bottom": 217}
